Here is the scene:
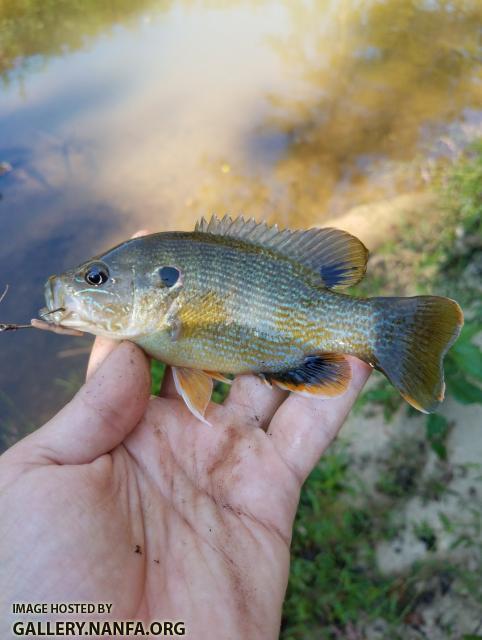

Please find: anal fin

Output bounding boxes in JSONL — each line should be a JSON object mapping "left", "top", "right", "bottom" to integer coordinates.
{"left": 264, "top": 354, "right": 351, "bottom": 397}
{"left": 172, "top": 367, "right": 213, "bottom": 425}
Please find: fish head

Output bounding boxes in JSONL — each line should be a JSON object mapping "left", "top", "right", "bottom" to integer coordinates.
{"left": 40, "top": 236, "right": 183, "bottom": 339}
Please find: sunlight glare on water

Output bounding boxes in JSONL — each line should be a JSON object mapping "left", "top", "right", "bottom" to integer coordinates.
{"left": 0, "top": 0, "right": 481, "bottom": 445}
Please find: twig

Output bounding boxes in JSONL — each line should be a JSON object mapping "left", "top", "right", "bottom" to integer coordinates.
{"left": 0, "top": 323, "right": 35, "bottom": 332}
{"left": 0, "top": 285, "right": 82, "bottom": 336}
{"left": 0, "top": 285, "right": 35, "bottom": 331}
{"left": 0, "top": 284, "right": 9, "bottom": 305}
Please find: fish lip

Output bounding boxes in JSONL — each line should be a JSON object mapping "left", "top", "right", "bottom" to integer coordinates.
{"left": 45, "top": 276, "right": 55, "bottom": 310}
{"left": 39, "top": 276, "right": 67, "bottom": 324}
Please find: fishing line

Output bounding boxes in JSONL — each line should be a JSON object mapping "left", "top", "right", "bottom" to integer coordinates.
{"left": 0, "top": 284, "right": 66, "bottom": 332}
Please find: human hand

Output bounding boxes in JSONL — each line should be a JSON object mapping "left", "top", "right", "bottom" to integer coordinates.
{"left": 0, "top": 336, "right": 370, "bottom": 639}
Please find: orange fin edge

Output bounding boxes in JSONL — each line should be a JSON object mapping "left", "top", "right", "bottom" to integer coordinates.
{"left": 172, "top": 367, "right": 213, "bottom": 426}
{"left": 267, "top": 353, "right": 351, "bottom": 398}
{"left": 204, "top": 370, "right": 233, "bottom": 385}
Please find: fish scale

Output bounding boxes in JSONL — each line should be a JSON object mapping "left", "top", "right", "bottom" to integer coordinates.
{"left": 138, "top": 233, "right": 331, "bottom": 371}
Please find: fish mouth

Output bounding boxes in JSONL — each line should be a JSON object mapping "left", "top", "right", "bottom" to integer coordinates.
{"left": 39, "top": 276, "right": 73, "bottom": 325}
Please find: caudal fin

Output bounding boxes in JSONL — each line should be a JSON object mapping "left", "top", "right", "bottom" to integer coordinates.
{"left": 371, "top": 296, "right": 463, "bottom": 413}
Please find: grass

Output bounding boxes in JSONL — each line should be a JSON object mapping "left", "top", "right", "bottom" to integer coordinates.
{"left": 281, "top": 446, "right": 403, "bottom": 639}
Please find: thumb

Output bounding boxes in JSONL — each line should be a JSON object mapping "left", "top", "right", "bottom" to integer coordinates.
{"left": 23, "top": 342, "right": 151, "bottom": 465}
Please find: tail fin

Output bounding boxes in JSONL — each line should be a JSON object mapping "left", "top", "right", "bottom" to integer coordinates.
{"left": 371, "top": 296, "right": 463, "bottom": 413}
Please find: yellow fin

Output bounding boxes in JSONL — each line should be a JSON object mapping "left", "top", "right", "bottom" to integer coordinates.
{"left": 371, "top": 295, "right": 463, "bottom": 413}
{"left": 205, "top": 370, "right": 233, "bottom": 384}
{"left": 265, "top": 354, "right": 351, "bottom": 398}
{"left": 172, "top": 367, "right": 213, "bottom": 425}
{"left": 195, "top": 215, "right": 368, "bottom": 289}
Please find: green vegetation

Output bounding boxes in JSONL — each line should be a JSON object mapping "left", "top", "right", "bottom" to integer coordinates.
{"left": 282, "top": 441, "right": 482, "bottom": 639}
{"left": 151, "top": 360, "right": 166, "bottom": 395}
{"left": 282, "top": 448, "right": 399, "bottom": 638}
{"left": 354, "top": 141, "right": 482, "bottom": 458}
{"left": 280, "top": 145, "right": 482, "bottom": 639}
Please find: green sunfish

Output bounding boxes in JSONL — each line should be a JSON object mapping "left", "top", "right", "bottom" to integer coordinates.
{"left": 41, "top": 216, "right": 464, "bottom": 424}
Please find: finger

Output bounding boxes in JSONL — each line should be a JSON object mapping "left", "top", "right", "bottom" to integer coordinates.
{"left": 267, "top": 357, "right": 371, "bottom": 483}
{"left": 28, "top": 342, "right": 151, "bottom": 465}
{"left": 223, "top": 374, "right": 287, "bottom": 428}
{"left": 86, "top": 336, "right": 119, "bottom": 379}
{"left": 85, "top": 229, "right": 151, "bottom": 379}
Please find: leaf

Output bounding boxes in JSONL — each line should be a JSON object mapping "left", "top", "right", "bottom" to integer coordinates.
{"left": 426, "top": 414, "right": 449, "bottom": 437}
{"left": 430, "top": 440, "right": 447, "bottom": 460}
{"left": 457, "top": 321, "right": 482, "bottom": 344}
{"left": 438, "top": 512, "right": 452, "bottom": 533}
{"left": 451, "top": 342, "right": 482, "bottom": 380}
{"left": 426, "top": 414, "right": 450, "bottom": 460}
{"left": 448, "top": 375, "right": 482, "bottom": 404}
{"left": 150, "top": 360, "right": 166, "bottom": 395}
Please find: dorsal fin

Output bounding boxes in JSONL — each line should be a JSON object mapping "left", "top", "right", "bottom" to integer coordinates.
{"left": 195, "top": 215, "right": 368, "bottom": 289}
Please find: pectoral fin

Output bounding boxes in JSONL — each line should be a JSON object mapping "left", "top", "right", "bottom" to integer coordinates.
{"left": 263, "top": 354, "right": 351, "bottom": 397}
{"left": 172, "top": 367, "right": 213, "bottom": 425}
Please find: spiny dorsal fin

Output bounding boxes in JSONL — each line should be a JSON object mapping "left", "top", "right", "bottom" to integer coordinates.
{"left": 195, "top": 215, "right": 368, "bottom": 289}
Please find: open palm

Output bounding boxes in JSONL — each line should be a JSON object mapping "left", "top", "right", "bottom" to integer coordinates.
{"left": 0, "top": 338, "right": 370, "bottom": 640}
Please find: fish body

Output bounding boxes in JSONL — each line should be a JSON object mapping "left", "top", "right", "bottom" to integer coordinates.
{"left": 43, "top": 216, "right": 463, "bottom": 423}
{"left": 130, "top": 233, "right": 372, "bottom": 372}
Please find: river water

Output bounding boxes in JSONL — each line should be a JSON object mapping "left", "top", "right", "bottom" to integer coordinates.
{"left": 0, "top": 0, "right": 481, "bottom": 447}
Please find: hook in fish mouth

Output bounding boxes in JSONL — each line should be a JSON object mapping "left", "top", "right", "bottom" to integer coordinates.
{"left": 39, "top": 306, "right": 66, "bottom": 319}
{"left": 40, "top": 275, "right": 69, "bottom": 324}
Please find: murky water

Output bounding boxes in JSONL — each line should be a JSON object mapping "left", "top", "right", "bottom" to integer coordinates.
{"left": 0, "top": 0, "right": 481, "bottom": 448}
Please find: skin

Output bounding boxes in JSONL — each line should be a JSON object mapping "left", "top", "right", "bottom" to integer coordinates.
{"left": 0, "top": 336, "right": 370, "bottom": 640}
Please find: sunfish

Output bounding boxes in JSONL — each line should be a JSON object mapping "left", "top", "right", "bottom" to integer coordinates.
{"left": 41, "top": 216, "right": 464, "bottom": 424}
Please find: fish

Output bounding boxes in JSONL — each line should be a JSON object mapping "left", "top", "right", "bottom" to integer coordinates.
{"left": 41, "top": 215, "right": 464, "bottom": 424}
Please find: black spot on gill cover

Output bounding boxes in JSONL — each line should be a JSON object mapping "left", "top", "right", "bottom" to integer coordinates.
{"left": 159, "top": 266, "right": 180, "bottom": 287}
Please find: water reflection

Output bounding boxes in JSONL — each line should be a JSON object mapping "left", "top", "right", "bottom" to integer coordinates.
{"left": 0, "top": 0, "right": 156, "bottom": 81}
{"left": 0, "top": 0, "right": 481, "bottom": 444}
{"left": 196, "top": 0, "right": 482, "bottom": 222}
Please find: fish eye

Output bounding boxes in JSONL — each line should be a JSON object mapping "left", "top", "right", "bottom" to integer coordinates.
{"left": 159, "top": 266, "right": 180, "bottom": 287}
{"left": 84, "top": 263, "right": 109, "bottom": 286}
